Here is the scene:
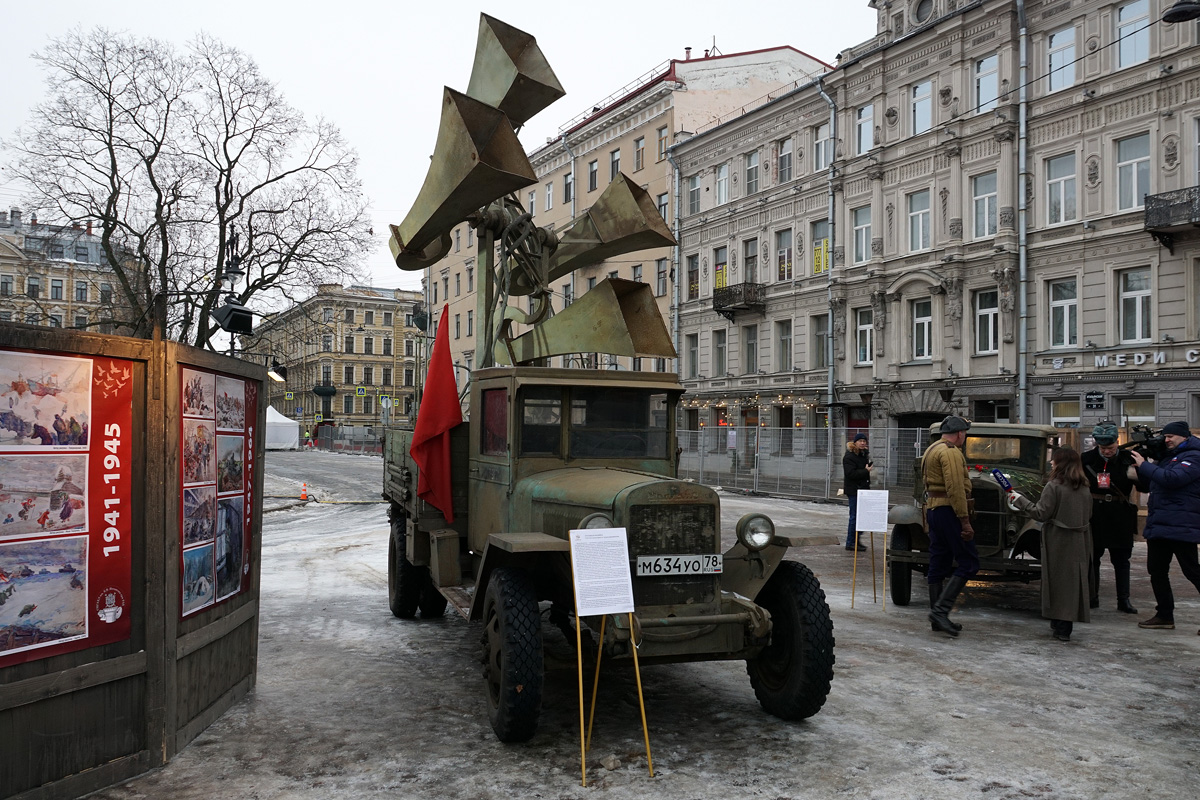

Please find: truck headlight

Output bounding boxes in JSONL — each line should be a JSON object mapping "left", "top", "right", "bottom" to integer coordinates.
{"left": 735, "top": 513, "right": 775, "bottom": 551}
{"left": 577, "top": 512, "right": 614, "bottom": 530}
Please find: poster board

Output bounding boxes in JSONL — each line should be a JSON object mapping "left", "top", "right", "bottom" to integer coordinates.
{"left": 854, "top": 489, "right": 890, "bottom": 532}
{"left": 0, "top": 348, "right": 134, "bottom": 667}
{"left": 568, "top": 528, "right": 634, "bottom": 617}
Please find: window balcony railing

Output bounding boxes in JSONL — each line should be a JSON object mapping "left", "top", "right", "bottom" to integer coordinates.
{"left": 1145, "top": 186, "right": 1200, "bottom": 254}
{"left": 713, "top": 282, "right": 765, "bottom": 322}
{"left": 313, "top": 381, "right": 338, "bottom": 397}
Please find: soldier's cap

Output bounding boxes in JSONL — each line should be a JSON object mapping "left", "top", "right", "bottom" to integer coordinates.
{"left": 1092, "top": 421, "right": 1119, "bottom": 445}
{"left": 939, "top": 415, "right": 971, "bottom": 434}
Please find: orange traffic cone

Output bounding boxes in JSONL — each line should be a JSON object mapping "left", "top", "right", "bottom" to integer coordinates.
{"left": 300, "top": 483, "right": 308, "bottom": 501}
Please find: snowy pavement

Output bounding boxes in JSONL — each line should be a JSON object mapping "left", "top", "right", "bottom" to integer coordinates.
{"left": 85, "top": 449, "right": 1200, "bottom": 800}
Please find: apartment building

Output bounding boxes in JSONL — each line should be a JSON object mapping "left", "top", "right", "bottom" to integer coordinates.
{"left": 0, "top": 208, "right": 127, "bottom": 333}
{"left": 428, "top": 46, "right": 831, "bottom": 373}
{"left": 674, "top": 0, "right": 1200, "bottom": 438}
{"left": 243, "top": 284, "right": 423, "bottom": 430}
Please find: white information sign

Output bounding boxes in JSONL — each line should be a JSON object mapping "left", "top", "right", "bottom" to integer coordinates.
{"left": 569, "top": 528, "right": 636, "bottom": 617}
{"left": 854, "top": 489, "right": 890, "bottom": 533}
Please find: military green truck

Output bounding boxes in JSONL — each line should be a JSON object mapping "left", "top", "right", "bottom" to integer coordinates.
{"left": 886, "top": 422, "right": 1061, "bottom": 605}
{"left": 382, "top": 365, "right": 835, "bottom": 742}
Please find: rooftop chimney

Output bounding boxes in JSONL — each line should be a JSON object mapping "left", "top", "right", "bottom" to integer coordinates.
{"left": 30, "top": 213, "right": 37, "bottom": 226}
{"left": 10, "top": 209, "right": 21, "bottom": 228}
{"left": 87, "top": 220, "right": 93, "bottom": 236}
{"left": 685, "top": 47, "right": 692, "bottom": 60}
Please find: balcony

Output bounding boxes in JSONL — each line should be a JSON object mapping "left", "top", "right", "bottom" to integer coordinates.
{"left": 712, "top": 282, "right": 765, "bottom": 322}
{"left": 1145, "top": 187, "right": 1200, "bottom": 254}
{"left": 313, "top": 381, "right": 338, "bottom": 397}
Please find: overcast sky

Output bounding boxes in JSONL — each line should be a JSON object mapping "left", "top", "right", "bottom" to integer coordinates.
{"left": 0, "top": 1, "right": 878, "bottom": 293}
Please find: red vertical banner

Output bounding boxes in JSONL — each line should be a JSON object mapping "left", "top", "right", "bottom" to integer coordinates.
{"left": 0, "top": 349, "right": 133, "bottom": 667}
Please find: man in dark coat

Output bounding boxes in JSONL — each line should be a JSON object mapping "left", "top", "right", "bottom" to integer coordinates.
{"left": 1081, "top": 421, "right": 1147, "bottom": 613}
{"left": 842, "top": 432, "right": 872, "bottom": 551}
{"left": 1130, "top": 420, "right": 1200, "bottom": 632}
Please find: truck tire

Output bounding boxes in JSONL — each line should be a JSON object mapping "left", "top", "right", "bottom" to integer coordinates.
{"left": 388, "top": 531, "right": 423, "bottom": 619}
{"left": 481, "top": 567, "right": 543, "bottom": 742}
{"left": 746, "top": 560, "right": 835, "bottom": 721}
{"left": 889, "top": 525, "right": 914, "bottom": 607}
{"left": 419, "top": 583, "right": 448, "bottom": 619}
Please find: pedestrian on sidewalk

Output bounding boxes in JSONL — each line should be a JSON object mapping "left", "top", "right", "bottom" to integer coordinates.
{"left": 843, "top": 433, "right": 872, "bottom": 551}
{"left": 1129, "top": 420, "right": 1200, "bottom": 633}
{"left": 1081, "top": 421, "right": 1146, "bottom": 613}
{"left": 1010, "top": 447, "right": 1093, "bottom": 642}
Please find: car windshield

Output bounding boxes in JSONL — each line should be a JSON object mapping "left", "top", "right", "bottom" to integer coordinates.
{"left": 517, "top": 386, "right": 672, "bottom": 459}
{"left": 962, "top": 435, "right": 1046, "bottom": 471}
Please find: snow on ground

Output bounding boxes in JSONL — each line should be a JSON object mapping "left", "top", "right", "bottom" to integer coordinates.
{"left": 84, "top": 450, "right": 1200, "bottom": 800}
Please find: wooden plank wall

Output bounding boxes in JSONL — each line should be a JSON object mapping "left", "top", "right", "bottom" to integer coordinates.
{"left": 0, "top": 326, "right": 264, "bottom": 800}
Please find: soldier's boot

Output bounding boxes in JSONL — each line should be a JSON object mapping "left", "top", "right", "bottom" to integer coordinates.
{"left": 1115, "top": 565, "right": 1138, "bottom": 614}
{"left": 928, "top": 575, "right": 967, "bottom": 637}
{"left": 928, "top": 581, "right": 962, "bottom": 631}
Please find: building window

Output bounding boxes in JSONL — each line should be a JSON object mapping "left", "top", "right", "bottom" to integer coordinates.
{"left": 454, "top": 315, "right": 461, "bottom": 339}
{"left": 563, "top": 172, "right": 573, "bottom": 203}
{"left": 345, "top": 308, "right": 354, "bottom": 323}
{"left": 364, "top": 310, "right": 374, "bottom": 325}
{"left": 812, "top": 315, "right": 829, "bottom": 370}
{"left": 633, "top": 137, "right": 645, "bottom": 172}
{"left": 49, "top": 315, "right": 61, "bottom": 327}
{"left": 852, "top": 206, "right": 872, "bottom": 264}
{"left": 0, "top": 311, "right": 11, "bottom": 322}
{"left": 1117, "top": 0, "right": 1149, "bottom": 69}
{"left": 0, "top": 275, "right": 11, "bottom": 296}
{"left": 323, "top": 307, "right": 333, "bottom": 322}
{"left": 318, "top": 334, "right": 331, "bottom": 352}
{"left": 455, "top": 273, "right": 461, "bottom": 297}
{"left": 74, "top": 314, "right": 88, "bottom": 329}
{"left": 776, "top": 319, "right": 792, "bottom": 372}
{"left": 687, "top": 175, "right": 701, "bottom": 215}
{"left": 322, "top": 364, "right": 332, "bottom": 383}
{"left": 343, "top": 395, "right": 354, "bottom": 415}
{"left": 975, "top": 54, "right": 999, "bottom": 113}
{"left": 75, "top": 246, "right": 89, "bottom": 263}
{"left": 363, "top": 395, "right": 374, "bottom": 415}
{"left": 610, "top": 148, "right": 620, "bottom": 180}
{"left": 686, "top": 254, "right": 700, "bottom": 300}
{"left": 814, "top": 123, "right": 831, "bottom": 172}
{"left": 632, "top": 264, "right": 642, "bottom": 283}
{"left": 363, "top": 366, "right": 374, "bottom": 385}
{"left": 975, "top": 290, "right": 999, "bottom": 353}
{"left": 528, "top": 190, "right": 536, "bottom": 217}
{"left": 743, "top": 325, "right": 758, "bottom": 373}
{"left": 1120, "top": 397, "right": 1156, "bottom": 427}
{"left": 384, "top": 311, "right": 393, "bottom": 327}
{"left": 743, "top": 238, "right": 758, "bottom": 282}
{"left": 908, "top": 190, "right": 931, "bottom": 251}
{"left": 656, "top": 193, "right": 669, "bottom": 222}
{"left": 405, "top": 339, "right": 414, "bottom": 356}
{"left": 587, "top": 277, "right": 596, "bottom": 292}
{"left": 75, "top": 281, "right": 87, "bottom": 301}
{"left": 856, "top": 308, "right": 873, "bottom": 364}
{"left": 100, "top": 283, "right": 112, "bottom": 304}
{"left": 364, "top": 337, "right": 374, "bottom": 355}
{"left": 712, "top": 329, "right": 727, "bottom": 375}
{"left": 685, "top": 333, "right": 699, "bottom": 378}
{"left": 911, "top": 80, "right": 933, "bottom": 134}
{"left": 855, "top": 105, "right": 873, "bottom": 155}
{"left": 915, "top": 0, "right": 933, "bottom": 23}
{"left": 1050, "top": 399, "right": 1081, "bottom": 428}
{"left": 467, "top": 310, "right": 473, "bottom": 336}
{"left": 404, "top": 368, "right": 414, "bottom": 386}
{"left": 812, "top": 220, "right": 829, "bottom": 274}
{"left": 972, "top": 172, "right": 998, "bottom": 238}
{"left": 744, "top": 151, "right": 759, "bottom": 195}
{"left": 1046, "top": 154, "right": 1077, "bottom": 224}
{"left": 26, "top": 277, "right": 40, "bottom": 299}
{"left": 454, "top": 229, "right": 461, "bottom": 252}
{"left": 50, "top": 279, "right": 63, "bottom": 300}
{"left": 656, "top": 259, "right": 668, "bottom": 297}
{"left": 383, "top": 367, "right": 392, "bottom": 385}
{"left": 49, "top": 243, "right": 64, "bottom": 259}
{"left": 1047, "top": 26, "right": 1075, "bottom": 92}
{"left": 714, "top": 246, "right": 728, "bottom": 289}
{"left": 1116, "top": 133, "right": 1150, "bottom": 211}
{"left": 344, "top": 335, "right": 354, "bottom": 354}
{"left": 383, "top": 338, "right": 392, "bottom": 356}
{"left": 467, "top": 268, "right": 473, "bottom": 293}
{"left": 588, "top": 160, "right": 598, "bottom": 191}
{"left": 776, "top": 229, "right": 793, "bottom": 281}
{"left": 545, "top": 182, "right": 553, "bottom": 211}
{"left": 344, "top": 365, "right": 355, "bottom": 384}
{"left": 715, "top": 163, "right": 729, "bottom": 205}
{"left": 656, "top": 126, "right": 668, "bottom": 161}
{"left": 912, "top": 298, "right": 933, "bottom": 359}
{"left": 778, "top": 137, "right": 793, "bottom": 183}
{"left": 1119, "top": 267, "right": 1151, "bottom": 343}
{"left": 1049, "top": 278, "right": 1078, "bottom": 348}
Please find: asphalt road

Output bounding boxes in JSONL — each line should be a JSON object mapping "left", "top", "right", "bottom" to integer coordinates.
{"left": 85, "top": 450, "right": 1200, "bottom": 800}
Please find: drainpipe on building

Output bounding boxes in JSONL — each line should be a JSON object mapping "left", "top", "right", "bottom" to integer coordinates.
{"left": 561, "top": 133, "right": 578, "bottom": 332}
{"left": 666, "top": 147, "right": 683, "bottom": 375}
{"left": 1017, "top": 0, "right": 1030, "bottom": 422}
{"left": 817, "top": 76, "right": 838, "bottom": 424}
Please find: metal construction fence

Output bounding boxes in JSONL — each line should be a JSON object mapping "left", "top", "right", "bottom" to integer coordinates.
{"left": 315, "top": 424, "right": 384, "bottom": 455}
{"left": 677, "top": 426, "right": 932, "bottom": 504}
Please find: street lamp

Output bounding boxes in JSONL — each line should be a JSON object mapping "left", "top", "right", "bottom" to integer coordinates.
{"left": 1163, "top": 1, "right": 1200, "bottom": 22}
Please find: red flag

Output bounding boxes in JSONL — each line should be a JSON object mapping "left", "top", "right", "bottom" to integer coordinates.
{"left": 410, "top": 305, "right": 463, "bottom": 522}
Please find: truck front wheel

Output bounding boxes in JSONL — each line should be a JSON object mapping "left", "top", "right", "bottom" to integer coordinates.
{"left": 388, "top": 531, "right": 423, "bottom": 619}
{"left": 746, "top": 560, "right": 835, "bottom": 721}
{"left": 481, "top": 567, "right": 544, "bottom": 742}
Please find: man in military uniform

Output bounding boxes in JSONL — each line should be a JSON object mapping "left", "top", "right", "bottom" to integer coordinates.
{"left": 1082, "top": 421, "right": 1145, "bottom": 613}
{"left": 924, "top": 415, "right": 977, "bottom": 637}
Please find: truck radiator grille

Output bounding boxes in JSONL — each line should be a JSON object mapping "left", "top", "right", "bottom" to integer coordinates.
{"left": 627, "top": 504, "right": 718, "bottom": 607}
{"left": 972, "top": 487, "right": 1002, "bottom": 549}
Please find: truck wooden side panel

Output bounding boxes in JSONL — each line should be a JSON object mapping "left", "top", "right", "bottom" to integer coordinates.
{"left": 383, "top": 423, "right": 471, "bottom": 538}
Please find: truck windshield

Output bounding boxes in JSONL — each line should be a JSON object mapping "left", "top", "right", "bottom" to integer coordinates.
{"left": 962, "top": 435, "right": 1045, "bottom": 471}
{"left": 569, "top": 387, "right": 670, "bottom": 459}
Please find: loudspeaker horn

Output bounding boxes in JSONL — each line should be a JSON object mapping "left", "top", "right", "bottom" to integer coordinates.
{"left": 389, "top": 88, "right": 536, "bottom": 271}
{"left": 466, "top": 14, "right": 564, "bottom": 127}
{"left": 497, "top": 278, "right": 677, "bottom": 365}
{"left": 508, "top": 173, "right": 676, "bottom": 296}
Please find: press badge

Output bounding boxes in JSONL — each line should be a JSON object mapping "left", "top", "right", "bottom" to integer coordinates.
{"left": 1097, "top": 472, "right": 1111, "bottom": 488}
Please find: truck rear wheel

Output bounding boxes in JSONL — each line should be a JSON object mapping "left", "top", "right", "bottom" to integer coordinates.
{"left": 387, "top": 531, "right": 423, "bottom": 619}
{"left": 747, "top": 560, "right": 835, "bottom": 721}
{"left": 889, "top": 525, "right": 914, "bottom": 607}
{"left": 481, "top": 567, "right": 543, "bottom": 742}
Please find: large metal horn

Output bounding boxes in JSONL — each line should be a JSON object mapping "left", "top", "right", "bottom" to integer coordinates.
{"left": 389, "top": 88, "right": 536, "bottom": 271}
{"left": 496, "top": 278, "right": 677, "bottom": 365}
{"left": 508, "top": 173, "right": 676, "bottom": 296}
{"left": 466, "top": 14, "right": 565, "bottom": 127}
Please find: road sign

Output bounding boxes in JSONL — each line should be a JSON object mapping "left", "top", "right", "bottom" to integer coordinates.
{"left": 295, "top": 406, "right": 303, "bottom": 415}
{"left": 356, "top": 386, "right": 366, "bottom": 397}
{"left": 379, "top": 395, "right": 392, "bottom": 408}
{"left": 285, "top": 391, "right": 294, "bottom": 400}
{"left": 314, "top": 414, "right": 323, "bottom": 423}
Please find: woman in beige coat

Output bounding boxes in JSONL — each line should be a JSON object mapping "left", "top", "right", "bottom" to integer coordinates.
{"left": 1009, "top": 447, "right": 1093, "bottom": 641}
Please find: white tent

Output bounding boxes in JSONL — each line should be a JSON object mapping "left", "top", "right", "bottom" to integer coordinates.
{"left": 265, "top": 406, "right": 301, "bottom": 450}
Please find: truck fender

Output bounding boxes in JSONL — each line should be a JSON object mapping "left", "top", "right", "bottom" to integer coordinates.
{"left": 468, "top": 533, "right": 571, "bottom": 622}
{"left": 721, "top": 541, "right": 789, "bottom": 603}
{"left": 888, "top": 505, "right": 923, "bottom": 528}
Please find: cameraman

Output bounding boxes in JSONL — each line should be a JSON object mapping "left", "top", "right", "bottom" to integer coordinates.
{"left": 1129, "top": 421, "right": 1200, "bottom": 632}
{"left": 1082, "top": 421, "right": 1147, "bottom": 613}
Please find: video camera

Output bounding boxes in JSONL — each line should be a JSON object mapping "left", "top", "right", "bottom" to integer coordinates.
{"left": 1119, "top": 424, "right": 1170, "bottom": 462}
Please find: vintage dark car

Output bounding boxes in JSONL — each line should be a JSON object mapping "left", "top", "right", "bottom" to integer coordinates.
{"left": 887, "top": 423, "right": 1061, "bottom": 605}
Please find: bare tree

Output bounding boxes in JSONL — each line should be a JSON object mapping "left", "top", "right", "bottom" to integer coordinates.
{"left": 7, "top": 28, "right": 371, "bottom": 349}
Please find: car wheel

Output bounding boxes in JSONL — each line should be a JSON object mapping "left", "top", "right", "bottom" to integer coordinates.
{"left": 387, "top": 523, "right": 424, "bottom": 619}
{"left": 481, "top": 567, "right": 543, "bottom": 742}
{"left": 889, "top": 525, "right": 914, "bottom": 607}
{"left": 746, "top": 561, "right": 835, "bottom": 721}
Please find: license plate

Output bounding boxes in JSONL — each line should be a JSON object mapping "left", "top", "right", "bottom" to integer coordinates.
{"left": 635, "top": 554, "right": 723, "bottom": 577}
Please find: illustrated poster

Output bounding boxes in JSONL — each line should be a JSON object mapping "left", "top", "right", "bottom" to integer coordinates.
{"left": 179, "top": 367, "right": 255, "bottom": 616}
{"left": 0, "top": 349, "right": 134, "bottom": 667}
